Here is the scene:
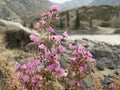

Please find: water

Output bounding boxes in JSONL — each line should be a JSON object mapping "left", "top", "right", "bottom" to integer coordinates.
{"left": 67, "top": 35, "right": 120, "bottom": 45}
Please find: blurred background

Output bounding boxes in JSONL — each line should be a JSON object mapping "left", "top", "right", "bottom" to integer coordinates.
{"left": 0, "top": 0, "right": 120, "bottom": 47}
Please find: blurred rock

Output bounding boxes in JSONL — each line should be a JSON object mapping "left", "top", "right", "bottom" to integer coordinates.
{"left": 113, "top": 29, "right": 120, "bottom": 34}
{"left": 107, "top": 62, "right": 116, "bottom": 69}
{"left": 25, "top": 42, "right": 36, "bottom": 52}
{"left": 0, "top": 19, "right": 39, "bottom": 49}
{"left": 96, "top": 61, "right": 105, "bottom": 70}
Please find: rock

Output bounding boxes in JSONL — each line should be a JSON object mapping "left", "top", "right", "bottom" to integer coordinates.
{"left": 113, "top": 29, "right": 120, "bottom": 34}
{"left": 61, "top": 41, "right": 70, "bottom": 49}
{"left": 98, "top": 57, "right": 109, "bottom": 64}
{"left": 92, "top": 49, "right": 114, "bottom": 58}
{"left": 107, "top": 62, "right": 116, "bottom": 69}
{"left": 0, "top": 19, "right": 40, "bottom": 49}
{"left": 59, "top": 53, "right": 70, "bottom": 69}
{"left": 96, "top": 61, "right": 105, "bottom": 70}
{"left": 82, "top": 77, "right": 93, "bottom": 88}
{"left": 8, "top": 52, "right": 35, "bottom": 65}
{"left": 114, "top": 69, "right": 120, "bottom": 75}
{"left": 103, "top": 76, "right": 113, "bottom": 84}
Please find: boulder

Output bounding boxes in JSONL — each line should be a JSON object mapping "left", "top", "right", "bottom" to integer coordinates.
{"left": 0, "top": 19, "right": 39, "bottom": 49}
{"left": 107, "top": 62, "right": 116, "bottom": 69}
{"left": 97, "top": 49, "right": 113, "bottom": 58}
{"left": 113, "top": 29, "right": 120, "bottom": 34}
{"left": 96, "top": 61, "right": 105, "bottom": 71}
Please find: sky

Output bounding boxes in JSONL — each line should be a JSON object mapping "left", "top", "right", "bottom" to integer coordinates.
{"left": 49, "top": 0, "right": 71, "bottom": 4}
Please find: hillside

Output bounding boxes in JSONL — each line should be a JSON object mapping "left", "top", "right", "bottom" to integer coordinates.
{"left": 56, "top": 0, "right": 93, "bottom": 11}
{"left": 91, "top": 0, "right": 120, "bottom": 5}
{"left": 53, "top": 0, "right": 120, "bottom": 11}
{"left": 55, "top": 4, "right": 120, "bottom": 29}
{"left": 0, "top": 0, "right": 51, "bottom": 23}
{"left": 0, "top": 0, "right": 22, "bottom": 22}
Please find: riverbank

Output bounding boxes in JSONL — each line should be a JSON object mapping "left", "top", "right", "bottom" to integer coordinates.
{"left": 67, "top": 35, "right": 120, "bottom": 45}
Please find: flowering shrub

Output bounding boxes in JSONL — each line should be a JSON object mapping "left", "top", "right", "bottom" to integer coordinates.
{"left": 15, "top": 5, "right": 97, "bottom": 90}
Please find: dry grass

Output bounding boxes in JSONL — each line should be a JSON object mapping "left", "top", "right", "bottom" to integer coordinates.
{"left": 0, "top": 56, "right": 22, "bottom": 90}
{"left": 0, "top": 49, "right": 25, "bottom": 90}
{"left": 88, "top": 60, "right": 103, "bottom": 90}
{"left": 113, "top": 73, "right": 120, "bottom": 90}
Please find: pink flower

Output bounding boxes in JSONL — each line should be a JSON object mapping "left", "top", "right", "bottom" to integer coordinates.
{"left": 51, "top": 48, "right": 57, "bottom": 55}
{"left": 72, "top": 50, "right": 78, "bottom": 56}
{"left": 40, "top": 20, "right": 45, "bottom": 25}
{"left": 58, "top": 45, "right": 65, "bottom": 53}
{"left": 71, "top": 80, "right": 81, "bottom": 87}
{"left": 54, "top": 60, "right": 60, "bottom": 68}
{"left": 34, "top": 60, "right": 41, "bottom": 66}
{"left": 31, "top": 77, "right": 36, "bottom": 85}
{"left": 77, "top": 82, "right": 81, "bottom": 87}
{"left": 35, "top": 75, "right": 41, "bottom": 80}
{"left": 55, "top": 68, "right": 65, "bottom": 78}
{"left": 22, "top": 75, "right": 29, "bottom": 83}
{"left": 79, "top": 66, "right": 84, "bottom": 73}
{"left": 21, "top": 64, "right": 27, "bottom": 70}
{"left": 69, "top": 58, "right": 76, "bottom": 65}
{"left": 39, "top": 44, "right": 46, "bottom": 50}
{"left": 90, "top": 58, "right": 96, "bottom": 63}
{"left": 69, "top": 44, "right": 75, "bottom": 49}
{"left": 49, "top": 36, "right": 54, "bottom": 41}
{"left": 29, "top": 34, "right": 39, "bottom": 43}
{"left": 46, "top": 60, "right": 61, "bottom": 72}
{"left": 47, "top": 27, "right": 54, "bottom": 33}
{"left": 86, "top": 51, "right": 92, "bottom": 57}
{"left": 56, "top": 68, "right": 65, "bottom": 74}
{"left": 40, "top": 12, "right": 47, "bottom": 17}
{"left": 63, "top": 31, "right": 68, "bottom": 38}
{"left": 51, "top": 5, "right": 60, "bottom": 11}
{"left": 51, "top": 48, "right": 58, "bottom": 59}
{"left": 46, "top": 65, "right": 54, "bottom": 72}
{"left": 38, "top": 82, "right": 42, "bottom": 88}
{"left": 22, "top": 86, "right": 27, "bottom": 90}
{"left": 71, "top": 80, "right": 77, "bottom": 86}
{"left": 55, "top": 35, "right": 63, "bottom": 43}
{"left": 34, "top": 22, "right": 40, "bottom": 30}
{"left": 83, "top": 64, "right": 88, "bottom": 68}
{"left": 109, "top": 83, "right": 114, "bottom": 89}
{"left": 78, "top": 44, "right": 84, "bottom": 50}
{"left": 15, "top": 64, "right": 21, "bottom": 70}
{"left": 17, "top": 71, "right": 23, "bottom": 78}
{"left": 48, "top": 12, "right": 53, "bottom": 18}
{"left": 37, "top": 68, "right": 42, "bottom": 73}
{"left": 45, "top": 50, "right": 51, "bottom": 59}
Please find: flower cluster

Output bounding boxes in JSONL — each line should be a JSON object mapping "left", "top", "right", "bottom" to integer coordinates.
{"left": 29, "top": 34, "right": 39, "bottom": 43}
{"left": 15, "top": 5, "right": 96, "bottom": 90}
{"left": 16, "top": 59, "right": 42, "bottom": 89}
